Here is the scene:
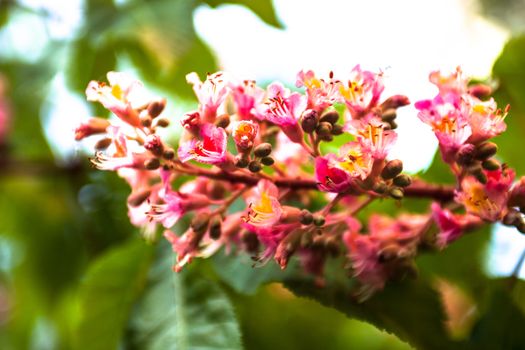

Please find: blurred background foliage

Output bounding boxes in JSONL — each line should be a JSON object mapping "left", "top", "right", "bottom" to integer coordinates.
{"left": 0, "top": 0, "right": 525, "bottom": 349}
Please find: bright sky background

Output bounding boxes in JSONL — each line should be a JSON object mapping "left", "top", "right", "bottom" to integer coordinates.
{"left": 4, "top": 0, "right": 524, "bottom": 277}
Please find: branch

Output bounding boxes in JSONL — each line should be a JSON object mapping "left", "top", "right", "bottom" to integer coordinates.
{"left": 174, "top": 166, "right": 455, "bottom": 201}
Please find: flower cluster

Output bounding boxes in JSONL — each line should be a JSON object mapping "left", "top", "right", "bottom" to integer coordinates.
{"left": 76, "top": 66, "right": 523, "bottom": 299}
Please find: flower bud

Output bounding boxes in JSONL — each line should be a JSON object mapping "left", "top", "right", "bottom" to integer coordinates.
{"left": 191, "top": 212, "right": 210, "bottom": 235}
{"left": 503, "top": 210, "right": 521, "bottom": 226}
{"left": 380, "top": 95, "right": 410, "bottom": 110}
{"left": 127, "top": 189, "right": 151, "bottom": 207}
{"left": 140, "top": 111, "right": 152, "bottom": 127}
{"left": 331, "top": 124, "right": 344, "bottom": 135}
{"left": 517, "top": 220, "right": 525, "bottom": 234}
{"left": 215, "top": 113, "right": 230, "bottom": 128}
{"left": 316, "top": 122, "right": 333, "bottom": 137}
{"left": 95, "top": 138, "right": 112, "bottom": 150}
{"left": 163, "top": 148, "right": 175, "bottom": 160}
{"left": 300, "top": 109, "right": 319, "bottom": 133}
{"left": 248, "top": 160, "right": 262, "bottom": 173}
{"left": 253, "top": 143, "right": 272, "bottom": 157}
{"left": 155, "top": 118, "right": 170, "bottom": 128}
{"left": 381, "top": 108, "right": 397, "bottom": 122}
{"left": 235, "top": 156, "right": 249, "bottom": 168}
{"left": 313, "top": 215, "right": 325, "bottom": 227}
{"left": 300, "top": 209, "right": 314, "bottom": 225}
{"left": 147, "top": 98, "right": 166, "bottom": 118}
{"left": 319, "top": 133, "right": 334, "bottom": 142}
{"left": 469, "top": 166, "right": 487, "bottom": 184}
{"left": 387, "top": 121, "right": 398, "bottom": 130}
{"left": 372, "top": 181, "right": 388, "bottom": 194}
{"left": 144, "top": 158, "right": 160, "bottom": 170}
{"left": 393, "top": 174, "right": 412, "bottom": 187}
{"left": 319, "top": 110, "right": 339, "bottom": 125}
{"left": 468, "top": 84, "right": 492, "bottom": 99}
{"left": 456, "top": 144, "right": 476, "bottom": 166}
{"left": 261, "top": 156, "right": 275, "bottom": 166}
{"left": 389, "top": 187, "right": 404, "bottom": 200}
{"left": 281, "top": 206, "right": 303, "bottom": 224}
{"left": 482, "top": 159, "right": 500, "bottom": 171}
{"left": 381, "top": 160, "right": 403, "bottom": 180}
{"left": 232, "top": 120, "right": 258, "bottom": 152}
{"left": 242, "top": 231, "right": 259, "bottom": 253}
{"left": 209, "top": 216, "right": 222, "bottom": 239}
{"left": 475, "top": 142, "right": 498, "bottom": 160}
{"left": 144, "top": 134, "right": 164, "bottom": 156}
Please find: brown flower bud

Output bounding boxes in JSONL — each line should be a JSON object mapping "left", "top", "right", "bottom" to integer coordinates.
{"left": 254, "top": 143, "right": 272, "bottom": 158}
{"left": 215, "top": 113, "right": 230, "bottom": 128}
{"left": 95, "top": 138, "right": 112, "bottom": 150}
{"left": 300, "top": 109, "right": 319, "bottom": 133}
{"left": 482, "top": 159, "right": 500, "bottom": 171}
{"left": 393, "top": 174, "right": 412, "bottom": 187}
{"left": 127, "top": 189, "right": 151, "bottom": 207}
{"left": 209, "top": 216, "right": 222, "bottom": 240}
{"left": 331, "top": 124, "right": 344, "bottom": 135}
{"left": 144, "top": 158, "right": 160, "bottom": 170}
{"left": 389, "top": 187, "right": 404, "bottom": 200}
{"left": 248, "top": 160, "right": 262, "bottom": 173}
{"left": 300, "top": 209, "right": 314, "bottom": 225}
{"left": 381, "top": 160, "right": 403, "bottom": 180}
{"left": 261, "top": 156, "right": 275, "bottom": 166}
{"left": 155, "top": 118, "right": 170, "bottom": 128}
{"left": 316, "top": 122, "right": 333, "bottom": 137}
{"left": 191, "top": 212, "right": 210, "bottom": 235}
{"left": 147, "top": 98, "right": 166, "bottom": 118}
{"left": 319, "top": 110, "right": 339, "bottom": 125}
{"left": 475, "top": 142, "right": 498, "bottom": 160}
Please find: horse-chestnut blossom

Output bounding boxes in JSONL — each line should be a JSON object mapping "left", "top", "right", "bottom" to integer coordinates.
{"left": 75, "top": 66, "right": 524, "bottom": 300}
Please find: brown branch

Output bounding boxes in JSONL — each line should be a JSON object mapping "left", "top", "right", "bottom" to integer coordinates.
{"left": 174, "top": 167, "right": 455, "bottom": 201}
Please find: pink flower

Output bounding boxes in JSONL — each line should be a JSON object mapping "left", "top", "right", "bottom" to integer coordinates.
{"left": 231, "top": 120, "right": 259, "bottom": 152}
{"left": 463, "top": 95, "right": 507, "bottom": 144}
{"left": 273, "top": 132, "right": 309, "bottom": 173}
{"left": 339, "top": 65, "right": 384, "bottom": 118}
{"left": 178, "top": 123, "right": 228, "bottom": 165}
{"left": 415, "top": 93, "right": 472, "bottom": 162}
{"left": 315, "top": 155, "right": 353, "bottom": 193}
{"left": 86, "top": 71, "right": 147, "bottom": 127}
{"left": 148, "top": 190, "right": 211, "bottom": 229}
{"left": 431, "top": 202, "right": 480, "bottom": 249}
{"left": 455, "top": 168, "right": 514, "bottom": 222}
{"left": 74, "top": 117, "right": 111, "bottom": 141}
{"left": 230, "top": 79, "right": 265, "bottom": 120}
{"left": 256, "top": 82, "right": 307, "bottom": 143}
{"left": 296, "top": 70, "right": 342, "bottom": 112}
{"left": 344, "top": 114, "right": 397, "bottom": 160}
{"left": 344, "top": 213, "right": 427, "bottom": 298}
{"left": 429, "top": 67, "right": 468, "bottom": 95}
{"left": 186, "top": 71, "right": 230, "bottom": 123}
{"left": 242, "top": 180, "right": 283, "bottom": 232}
{"left": 336, "top": 141, "right": 373, "bottom": 179}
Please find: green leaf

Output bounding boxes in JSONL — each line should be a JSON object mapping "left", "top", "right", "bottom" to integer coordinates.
{"left": 468, "top": 286, "right": 525, "bottom": 349}
{"left": 417, "top": 226, "right": 492, "bottom": 299}
{"left": 491, "top": 35, "right": 525, "bottom": 175}
{"left": 212, "top": 249, "right": 294, "bottom": 295}
{"left": 128, "top": 243, "right": 242, "bottom": 350}
{"left": 74, "top": 238, "right": 154, "bottom": 350}
{"left": 200, "top": 0, "right": 284, "bottom": 28}
{"left": 284, "top": 272, "right": 460, "bottom": 350}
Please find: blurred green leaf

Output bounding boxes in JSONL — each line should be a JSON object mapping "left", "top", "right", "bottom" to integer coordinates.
{"left": 284, "top": 271, "right": 460, "bottom": 350}
{"left": 200, "top": 0, "right": 284, "bottom": 28}
{"left": 128, "top": 243, "right": 242, "bottom": 350}
{"left": 469, "top": 285, "right": 525, "bottom": 349}
{"left": 212, "top": 249, "right": 295, "bottom": 295}
{"left": 417, "top": 226, "right": 492, "bottom": 299}
{"left": 74, "top": 237, "right": 154, "bottom": 350}
{"left": 492, "top": 35, "right": 525, "bottom": 175}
